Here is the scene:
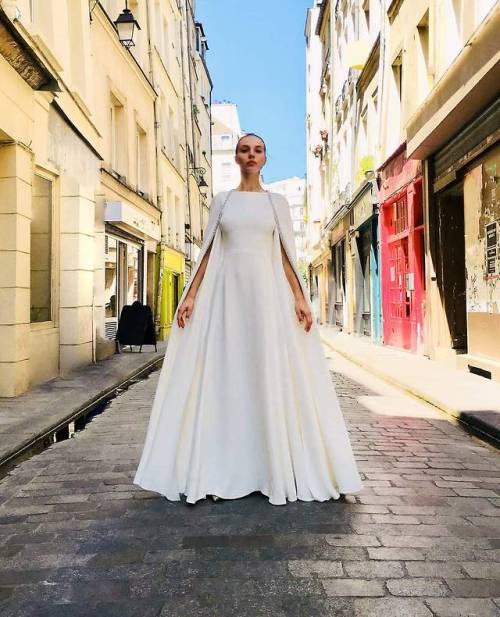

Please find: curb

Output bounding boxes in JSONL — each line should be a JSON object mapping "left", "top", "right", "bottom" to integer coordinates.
{"left": 0, "top": 354, "right": 165, "bottom": 478}
{"left": 321, "top": 336, "right": 500, "bottom": 449}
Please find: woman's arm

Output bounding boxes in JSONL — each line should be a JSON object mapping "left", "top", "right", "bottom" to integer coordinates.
{"left": 185, "top": 243, "right": 212, "bottom": 301}
{"left": 275, "top": 193, "right": 313, "bottom": 333}
{"left": 177, "top": 192, "right": 223, "bottom": 327}
{"left": 280, "top": 242, "right": 305, "bottom": 303}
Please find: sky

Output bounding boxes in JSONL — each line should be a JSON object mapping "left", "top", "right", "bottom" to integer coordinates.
{"left": 196, "top": 0, "right": 312, "bottom": 184}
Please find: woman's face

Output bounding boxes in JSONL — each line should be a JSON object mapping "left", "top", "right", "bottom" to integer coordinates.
{"left": 234, "top": 135, "right": 266, "bottom": 174}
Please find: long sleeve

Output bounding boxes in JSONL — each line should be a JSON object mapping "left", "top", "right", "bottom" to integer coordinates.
{"left": 276, "top": 194, "right": 299, "bottom": 265}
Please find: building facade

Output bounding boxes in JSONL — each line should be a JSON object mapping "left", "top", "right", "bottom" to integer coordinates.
{"left": 305, "top": 0, "right": 382, "bottom": 335}
{"left": 305, "top": 0, "right": 500, "bottom": 380}
{"left": 0, "top": 0, "right": 212, "bottom": 397}
{"left": 265, "top": 176, "right": 307, "bottom": 272}
{"left": 404, "top": 0, "right": 500, "bottom": 378}
{"left": 305, "top": 0, "right": 334, "bottom": 325}
{"left": 211, "top": 101, "right": 243, "bottom": 194}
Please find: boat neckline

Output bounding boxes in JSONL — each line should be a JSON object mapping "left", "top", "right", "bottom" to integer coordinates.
{"left": 232, "top": 190, "right": 269, "bottom": 194}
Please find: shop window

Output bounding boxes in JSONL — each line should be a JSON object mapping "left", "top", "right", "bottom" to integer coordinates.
{"left": 105, "top": 235, "right": 118, "bottom": 319}
{"left": 127, "top": 244, "right": 143, "bottom": 304}
{"left": 146, "top": 251, "right": 156, "bottom": 310}
{"left": 172, "top": 273, "right": 180, "bottom": 317}
{"left": 30, "top": 175, "right": 53, "bottom": 323}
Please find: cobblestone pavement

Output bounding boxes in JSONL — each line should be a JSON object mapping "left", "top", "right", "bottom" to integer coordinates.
{"left": 1, "top": 353, "right": 499, "bottom": 617}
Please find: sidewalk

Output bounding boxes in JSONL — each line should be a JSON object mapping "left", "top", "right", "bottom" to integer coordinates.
{"left": 318, "top": 325, "right": 500, "bottom": 446}
{"left": 0, "top": 342, "right": 166, "bottom": 474}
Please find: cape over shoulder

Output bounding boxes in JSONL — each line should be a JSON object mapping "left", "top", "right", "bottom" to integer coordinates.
{"left": 176, "top": 189, "right": 308, "bottom": 311}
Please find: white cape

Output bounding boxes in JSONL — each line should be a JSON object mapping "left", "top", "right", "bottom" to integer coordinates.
{"left": 134, "top": 190, "right": 363, "bottom": 504}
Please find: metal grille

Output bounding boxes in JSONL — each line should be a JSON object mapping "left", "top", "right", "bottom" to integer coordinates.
{"left": 105, "top": 321, "right": 117, "bottom": 340}
{"left": 393, "top": 197, "right": 408, "bottom": 234}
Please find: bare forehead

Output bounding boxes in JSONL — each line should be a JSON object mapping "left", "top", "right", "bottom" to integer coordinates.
{"left": 238, "top": 137, "right": 265, "bottom": 148}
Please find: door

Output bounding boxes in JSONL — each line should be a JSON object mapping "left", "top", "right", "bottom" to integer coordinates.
{"left": 381, "top": 180, "right": 425, "bottom": 351}
{"left": 435, "top": 182, "right": 467, "bottom": 350}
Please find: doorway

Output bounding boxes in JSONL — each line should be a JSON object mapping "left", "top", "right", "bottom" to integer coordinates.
{"left": 435, "top": 181, "right": 467, "bottom": 351}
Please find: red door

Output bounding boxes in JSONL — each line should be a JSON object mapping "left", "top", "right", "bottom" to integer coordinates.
{"left": 381, "top": 179, "right": 424, "bottom": 351}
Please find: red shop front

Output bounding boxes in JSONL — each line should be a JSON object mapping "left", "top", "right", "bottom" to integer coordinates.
{"left": 379, "top": 147, "right": 425, "bottom": 353}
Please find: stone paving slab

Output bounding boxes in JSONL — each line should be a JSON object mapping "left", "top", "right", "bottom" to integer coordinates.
{"left": 0, "top": 342, "right": 166, "bottom": 472}
{"left": 0, "top": 352, "right": 499, "bottom": 615}
{"left": 319, "top": 325, "right": 500, "bottom": 445}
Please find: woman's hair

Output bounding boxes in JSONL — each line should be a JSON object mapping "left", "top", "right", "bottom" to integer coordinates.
{"left": 235, "top": 133, "right": 266, "bottom": 154}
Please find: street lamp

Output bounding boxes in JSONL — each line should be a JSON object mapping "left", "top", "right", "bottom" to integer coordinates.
{"left": 197, "top": 175, "right": 208, "bottom": 189}
{"left": 114, "top": 1, "right": 141, "bottom": 48}
{"left": 189, "top": 166, "right": 209, "bottom": 190}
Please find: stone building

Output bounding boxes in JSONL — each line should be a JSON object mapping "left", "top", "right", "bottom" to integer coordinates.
{"left": 305, "top": 0, "right": 500, "bottom": 382}
{"left": 0, "top": 0, "right": 212, "bottom": 396}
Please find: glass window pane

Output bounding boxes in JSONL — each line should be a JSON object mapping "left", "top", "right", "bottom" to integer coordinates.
{"left": 127, "top": 245, "right": 142, "bottom": 304}
{"left": 30, "top": 175, "right": 52, "bottom": 323}
{"left": 105, "top": 235, "right": 118, "bottom": 318}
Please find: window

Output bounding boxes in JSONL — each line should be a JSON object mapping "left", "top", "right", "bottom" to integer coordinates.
{"left": 175, "top": 195, "right": 182, "bottom": 249}
{"left": 126, "top": 244, "right": 142, "bottom": 304}
{"left": 105, "top": 235, "right": 118, "bottom": 318}
{"left": 416, "top": 11, "right": 431, "bottom": 101}
{"left": 393, "top": 197, "right": 408, "bottom": 234}
{"left": 362, "top": 0, "right": 370, "bottom": 35}
{"left": 163, "top": 17, "right": 169, "bottom": 67}
{"left": 361, "top": 106, "right": 368, "bottom": 147}
{"left": 372, "top": 87, "right": 378, "bottom": 113}
{"left": 476, "top": 0, "right": 497, "bottom": 24}
{"left": 67, "top": 0, "right": 86, "bottom": 96}
{"left": 135, "top": 123, "right": 147, "bottom": 194}
{"left": 110, "top": 93, "right": 126, "bottom": 176}
{"left": 392, "top": 53, "right": 403, "bottom": 101}
{"left": 30, "top": 175, "right": 52, "bottom": 323}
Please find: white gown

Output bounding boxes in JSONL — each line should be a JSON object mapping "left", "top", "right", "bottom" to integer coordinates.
{"left": 133, "top": 190, "right": 363, "bottom": 505}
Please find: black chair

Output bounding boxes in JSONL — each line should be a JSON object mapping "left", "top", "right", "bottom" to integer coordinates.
{"left": 116, "top": 301, "right": 157, "bottom": 352}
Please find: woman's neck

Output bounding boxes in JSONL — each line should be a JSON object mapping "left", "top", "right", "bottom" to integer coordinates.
{"left": 236, "top": 177, "right": 264, "bottom": 192}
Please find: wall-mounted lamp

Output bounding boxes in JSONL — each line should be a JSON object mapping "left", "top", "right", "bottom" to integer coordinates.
{"left": 114, "top": 1, "right": 141, "bottom": 48}
{"left": 189, "top": 166, "right": 208, "bottom": 189}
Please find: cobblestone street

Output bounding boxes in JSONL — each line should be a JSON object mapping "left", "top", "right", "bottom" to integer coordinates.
{"left": 1, "top": 353, "right": 499, "bottom": 617}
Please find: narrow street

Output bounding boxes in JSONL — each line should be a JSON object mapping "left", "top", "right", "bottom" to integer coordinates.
{"left": 0, "top": 351, "right": 499, "bottom": 617}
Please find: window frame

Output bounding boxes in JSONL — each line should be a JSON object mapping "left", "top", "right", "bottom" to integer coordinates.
{"left": 30, "top": 168, "right": 59, "bottom": 331}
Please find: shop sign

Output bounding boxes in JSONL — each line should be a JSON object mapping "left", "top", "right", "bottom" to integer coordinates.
{"left": 330, "top": 217, "right": 348, "bottom": 245}
{"left": 105, "top": 201, "right": 161, "bottom": 241}
{"left": 352, "top": 187, "right": 373, "bottom": 229}
{"left": 485, "top": 220, "right": 499, "bottom": 277}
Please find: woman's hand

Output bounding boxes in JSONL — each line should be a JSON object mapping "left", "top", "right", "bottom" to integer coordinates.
{"left": 177, "top": 296, "right": 195, "bottom": 328}
{"left": 294, "top": 296, "right": 313, "bottom": 332}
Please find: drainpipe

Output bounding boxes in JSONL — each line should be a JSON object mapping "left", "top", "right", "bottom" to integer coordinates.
{"left": 376, "top": 0, "right": 387, "bottom": 343}
{"left": 145, "top": 0, "right": 166, "bottom": 336}
{"left": 185, "top": 2, "right": 202, "bottom": 235}
{"left": 180, "top": 0, "right": 193, "bottom": 279}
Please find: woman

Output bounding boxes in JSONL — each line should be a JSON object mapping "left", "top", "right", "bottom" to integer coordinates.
{"left": 133, "top": 134, "right": 363, "bottom": 506}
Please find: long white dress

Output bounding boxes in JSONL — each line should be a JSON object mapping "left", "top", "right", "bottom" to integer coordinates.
{"left": 133, "top": 190, "right": 363, "bottom": 505}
